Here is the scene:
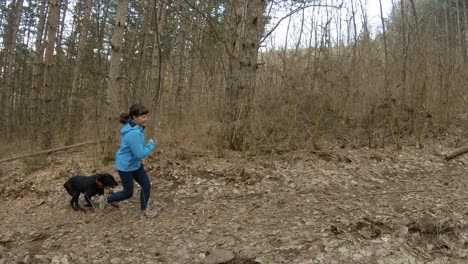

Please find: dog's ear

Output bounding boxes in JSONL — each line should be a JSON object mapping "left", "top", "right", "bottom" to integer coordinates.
{"left": 102, "top": 173, "right": 113, "bottom": 181}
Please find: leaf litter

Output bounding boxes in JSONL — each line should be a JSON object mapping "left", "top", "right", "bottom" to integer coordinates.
{"left": 0, "top": 139, "right": 468, "bottom": 263}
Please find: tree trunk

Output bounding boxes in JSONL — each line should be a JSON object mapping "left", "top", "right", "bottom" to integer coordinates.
{"left": 104, "top": 0, "right": 128, "bottom": 159}
{"left": 445, "top": 145, "right": 468, "bottom": 160}
{"left": 0, "top": 1, "right": 6, "bottom": 30}
{"left": 378, "top": 0, "right": 389, "bottom": 94}
{"left": 122, "top": 7, "right": 140, "bottom": 105}
{"left": 150, "top": 0, "right": 168, "bottom": 110}
{"left": 30, "top": 0, "right": 48, "bottom": 145}
{"left": 1, "top": 0, "right": 24, "bottom": 138}
{"left": 408, "top": 0, "right": 418, "bottom": 27}
{"left": 462, "top": 0, "right": 468, "bottom": 60}
{"left": 56, "top": 0, "right": 68, "bottom": 56}
{"left": 444, "top": 1, "right": 450, "bottom": 52}
{"left": 379, "top": 0, "right": 401, "bottom": 148}
{"left": 454, "top": 0, "right": 462, "bottom": 55}
{"left": 174, "top": 2, "right": 189, "bottom": 122}
{"left": 398, "top": 0, "right": 408, "bottom": 142}
{"left": 96, "top": 0, "right": 110, "bottom": 67}
{"left": 135, "top": 0, "right": 155, "bottom": 104}
{"left": 66, "top": 0, "right": 93, "bottom": 145}
{"left": 41, "top": 0, "right": 61, "bottom": 150}
{"left": 224, "top": 0, "right": 265, "bottom": 150}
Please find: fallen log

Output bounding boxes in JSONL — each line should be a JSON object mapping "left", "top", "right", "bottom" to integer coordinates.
{"left": 0, "top": 141, "right": 100, "bottom": 163}
{"left": 445, "top": 145, "right": 468, "bottom": 160}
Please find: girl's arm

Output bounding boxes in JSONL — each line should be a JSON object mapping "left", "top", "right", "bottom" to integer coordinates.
{"left": 126, "top": 131, "right": 155, "bottom": 159}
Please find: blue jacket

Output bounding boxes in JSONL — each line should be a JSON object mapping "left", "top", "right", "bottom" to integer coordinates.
{"left": 115, "top": 121, "right": 155, "bottom": 172}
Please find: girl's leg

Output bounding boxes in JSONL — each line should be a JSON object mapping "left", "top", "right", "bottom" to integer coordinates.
{"left": 133, "top": 166, "right": 151, "bottom": 210}
{"left": 107, "top": 170, "right": 134, "bottom": 203}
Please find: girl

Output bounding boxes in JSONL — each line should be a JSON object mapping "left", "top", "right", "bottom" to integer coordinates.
{"left": 104, "top": 104, "right": 156, "bottom": 218}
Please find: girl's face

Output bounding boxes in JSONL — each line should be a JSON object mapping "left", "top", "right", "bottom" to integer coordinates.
{"left": 134, "top": 114, "right": 149, "bottom": 127}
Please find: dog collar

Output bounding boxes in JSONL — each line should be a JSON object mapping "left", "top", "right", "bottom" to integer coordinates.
{"left": 96, "top": 179, "right": 104, "bottom": 189}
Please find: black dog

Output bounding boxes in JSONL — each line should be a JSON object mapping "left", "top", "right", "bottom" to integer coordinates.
{"left": 64, "top": 173, "right": 118, "bottom": 211}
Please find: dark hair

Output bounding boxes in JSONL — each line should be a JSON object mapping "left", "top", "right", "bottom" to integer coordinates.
{"left": 119, "top": 104, "right": 149, "bottom": 124}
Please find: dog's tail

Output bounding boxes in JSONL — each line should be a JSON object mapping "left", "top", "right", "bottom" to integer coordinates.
{"left": 64, "top": 181, "right": 73, "bottom": 195}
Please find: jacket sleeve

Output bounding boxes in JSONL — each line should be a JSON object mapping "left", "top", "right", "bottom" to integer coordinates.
{"left": 126, "top": 130, "right": 155, "bottom": 160}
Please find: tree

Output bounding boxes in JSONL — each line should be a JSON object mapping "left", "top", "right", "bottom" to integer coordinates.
{"left": 461, "top": 0, "right": 467, "bottom": 60}
{"left": 104, "top": 0, "right": 128, "bottom": 159}
{"left": 1, "top": 0, "right": 24, "bottom": 138}
{"left": 30, "top": 0, "right": 47, "bottom": 145}
{"left": 223, "top": 0, "right": 266, "bottom": 150}
{"left": 67, "top": 0, "right": 93, "bottom": 145}
{"left": 149, "top": 0, "right": 169, "bottom": 110}
{"left": 41, "top": 0, "right": 61, "bottom": 150}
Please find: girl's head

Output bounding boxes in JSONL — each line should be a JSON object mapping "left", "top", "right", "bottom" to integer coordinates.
{"left": 120, "top": 104, "right": 150, "bottom": 126}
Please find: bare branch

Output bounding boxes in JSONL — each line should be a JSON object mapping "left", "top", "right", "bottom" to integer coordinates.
{"left": 261, "top": 3, "right": 342, "bottom": 44}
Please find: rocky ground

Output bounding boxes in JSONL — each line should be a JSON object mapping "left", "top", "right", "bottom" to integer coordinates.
{"left": 1, "top": 137, "right": 468, "bottom": 264}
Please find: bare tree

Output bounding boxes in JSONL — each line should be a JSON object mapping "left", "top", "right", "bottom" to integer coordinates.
{"left": 103, "top": 0, "right": 128, "bottom": 159}
{"left": 67, "top": 0, "right": 93, "bottom": 145}
{"left": 30, "top": 0, "right": 48, "bottom": 145}
{"left": 173, "top": 1, "right": 190, "bottom": 122}
{"left": 56, "top": 0, "right": 68, "bottom": 55}
{"left": 224, "top": 0, "right": 266, "bottom": 150}
{"left": 460, "top": 1, "right": 468, "bottom": 61}
{"left": 150, "top": 0, "right": 169, "bottom": 110}
{"left": 41, "top": 0, "right": 61, "bottom": 149}
{"left": 134, "top": 0, "right": 155, "bottom": 105}
{"left": 96, "top": 0, "right": 111, "bottom": 67}
{"left": 1, "top": 0, "right": 24, "bottom": 138}
{"left": 379, "top": 0, "right": 402, "bottom": 148}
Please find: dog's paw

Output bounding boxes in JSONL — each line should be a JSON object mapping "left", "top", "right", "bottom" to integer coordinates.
{"left": 73, "top": 206, "right": 85, "bottom": 212}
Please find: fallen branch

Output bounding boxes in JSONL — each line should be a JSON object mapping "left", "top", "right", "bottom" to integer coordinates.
{"left": 0, "top": 141, "right": 101, "bottom": 163}
{"left": 445, "top": 145, "right": 468, "bottom": 161}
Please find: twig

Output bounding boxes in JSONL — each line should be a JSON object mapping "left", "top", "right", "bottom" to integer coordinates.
{"left": 261, "top": 4, "right": 342, "bottom": 44}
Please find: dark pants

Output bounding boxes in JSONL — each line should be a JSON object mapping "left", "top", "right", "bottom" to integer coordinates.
{"left": 107, "top": 166, "right": 151, "bottom": 210}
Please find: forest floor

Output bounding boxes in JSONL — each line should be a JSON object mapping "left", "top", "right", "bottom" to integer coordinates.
{"left": 1, "top": 134, "right": 468, "bottom": 264}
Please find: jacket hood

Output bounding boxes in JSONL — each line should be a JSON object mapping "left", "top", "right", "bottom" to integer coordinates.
{"left": 120, "top": 122, "right": 142, "bottom": 136}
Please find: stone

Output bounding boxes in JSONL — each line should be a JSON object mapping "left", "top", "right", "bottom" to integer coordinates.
{"left": 393, "top": 226, "right": 408, "bottom": 238}
{"left": 204, "top": 249, "right": 235, "bottom": 264}
{"left": 23, "top": 255, "right": 31, "bottom": 264}
{"left": 199, "top": 253, "right": 206, "bottom": 259}
{"left": 51, "top": 255, "right": 61, "bottom": 264}
{"left": 0, "top": 233, "right": 13, "bottom": 243}
{"left": 110, "top": 258, "right": 122, "bottom": 264}
{"left": 61, "top": 255, "right": 70, "bottom": 264}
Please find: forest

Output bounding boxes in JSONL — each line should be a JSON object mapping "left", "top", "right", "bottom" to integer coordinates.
{"left": 0, "top": 0, "right": 466, "bottom": 153}
{"left": 0, "top": 0, "right": 468, "bottom": 263}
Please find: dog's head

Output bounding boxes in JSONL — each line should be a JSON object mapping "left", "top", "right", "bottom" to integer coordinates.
{"left": 96, "top": 173, "right": 119, "bottom": 188}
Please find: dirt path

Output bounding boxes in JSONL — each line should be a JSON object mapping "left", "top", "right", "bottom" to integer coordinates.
{"left": 1, "top": 143, "right": 468, "bottom": 263}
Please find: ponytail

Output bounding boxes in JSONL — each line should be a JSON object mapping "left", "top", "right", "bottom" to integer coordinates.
{"left": 119, "top": 113, "right": 131, "bottom": 124}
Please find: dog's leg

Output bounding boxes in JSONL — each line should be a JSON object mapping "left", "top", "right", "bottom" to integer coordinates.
{"left": 70, "top": 191, "right": 80, "bottom": 211}
{"left": 72, "top": 194, "right": 84, "bottom": 211}
{"left": 84, "top": 194, "right": 93, "bottom": 207}
{"left": 70, "top": 198, "right": 76, "bottom": 210}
